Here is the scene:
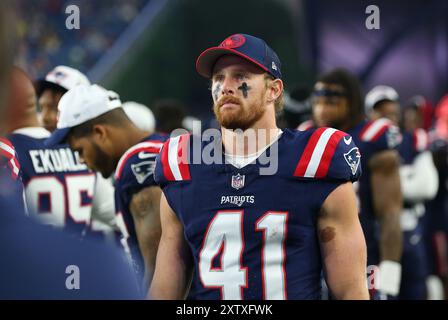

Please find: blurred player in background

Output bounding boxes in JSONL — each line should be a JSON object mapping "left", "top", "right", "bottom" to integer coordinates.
{"left": 312, "top": 69, "right": 403, "bottom": 299}
{"left": 152, "top": 98, "right": 187, "bottom": 134}
{"left": 150, "top": 34, "right": 368, "bottom": 300}
{"left": 5, "top": 66, "right": 118, "bottom": 239}
{"left": 425, "top": 95, "right": 448, "bottom": 299}
{"left": 35, "top": 65, "right": 118, "bottom": 237}
{"left": 277, "top": 85, "right": 312, "bottom": 130}
{"left": 0, "top": 2, "right": 26, "bottom": 215}
{"left": 46, "top": 84, "right": 167, "bottom": 291}
{"left": 0, "top": 3, "right": 140, "bottom": 299}
{"left": 365, "top": 85, "right": 438, "bottom": 299}
{"left": 36, "top": 65, "right": 90, "bottom": 132}
{"left": 123, "top": 101, "right": 156, "bottom": 133}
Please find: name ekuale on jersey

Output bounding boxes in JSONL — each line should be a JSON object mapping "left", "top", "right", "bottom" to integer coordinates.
{"left": 28, "top": 147, "right": 87, "bottom": 173}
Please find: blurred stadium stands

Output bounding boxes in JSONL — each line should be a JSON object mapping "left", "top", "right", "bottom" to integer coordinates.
{"left": 15, "top": 0, "right": 148, "bottom": 79}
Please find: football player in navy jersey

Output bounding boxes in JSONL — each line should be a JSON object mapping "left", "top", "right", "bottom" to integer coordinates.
{"left": 46, "top": 84, "right": 167, "bottom": 290}
{"left": 312, "top": 69, "right": 403, "bottom": 299}
{"left": 0, "top": 15, "right": 141, "bottom": 298}
{"left": 5, "top": 67, "right": 116, "bottom": 239}
{"left": 149, "top": 34, "right": 368, "bottom": 300}
{"left": 0, "top": 137, "right": 26, "bottom": 215}
{"left": 34, "top": 65, "right": 118, "bottom": 237}
{"left": 36, "top": 65, "right": 90, "bottom": 133}
{"left": 365, "top": 85, "right": 438, "bottom": 299}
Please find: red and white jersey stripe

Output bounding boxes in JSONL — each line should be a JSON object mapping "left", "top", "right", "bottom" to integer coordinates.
{"left": 0, "top": 138, "right": 20, "bottom": 179}
{"left": 115, "top": 140, "right": 164, "bottom": 180}
{"left": 413, "top": 128, "right": 429, "bottom": 152}
{"left": 294, "top": 127, "right": 347, "bottom": 178}
{"left": 359, "top": 118, "right": 391, "bottom": 142}
{"left": 160, "top": 134, "right": 191, "bottom": 181}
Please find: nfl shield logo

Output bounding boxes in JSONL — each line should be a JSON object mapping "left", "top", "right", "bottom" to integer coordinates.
{"left": 231, "top": 173, "right": 245, "bottom": 190}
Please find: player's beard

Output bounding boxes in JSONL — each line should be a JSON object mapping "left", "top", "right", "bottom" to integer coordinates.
{"left": 213, "top": 93, "right": 266, "bottom": 131}
{"left": 91, "top": 140, "right": 116, "bottom": 179}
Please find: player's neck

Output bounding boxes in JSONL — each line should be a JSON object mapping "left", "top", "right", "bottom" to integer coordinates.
{"left": 8, "top": 114, "right": 40, "bottom": 133}
{"left": 221, "top": 118, "right": 279, "bottom": 157}
{"left": 117, "top": 124, "right": 150, "bottom": 154}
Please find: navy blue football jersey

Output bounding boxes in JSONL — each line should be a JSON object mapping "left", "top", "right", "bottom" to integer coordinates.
{"left": 397, "top": 129, "right": 430, "bottom": 299}
{"left": 347, "top": 119, "right": 401, "bottom": 266}
{"left": 113, "top": 133, "right": 167, "bottom": 281}
{"left": 8, "top": 128, "right": 96, "bottom": 236}
{"left": 155, "top": 128, "right": 361, "bottom": 300}
{"left": 0, "top": 137, "right": 26, "bottom": 216}
{"left": 399, "top": 128, "right": 429, "bottom": 165}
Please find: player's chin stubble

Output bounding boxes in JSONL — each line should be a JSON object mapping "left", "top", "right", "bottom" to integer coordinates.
{"left": 213, "top": 95, "right": 265, "bottom": 131}
{"left": 92, "top": 141, "right": 116, "bottom": 178}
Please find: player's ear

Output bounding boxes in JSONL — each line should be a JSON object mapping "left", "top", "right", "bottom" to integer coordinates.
{"left": 266, "top": 78, "right": 283, "bottom": 103}
{"left": 91, "top": 124, "right": 108, "bottom": 142}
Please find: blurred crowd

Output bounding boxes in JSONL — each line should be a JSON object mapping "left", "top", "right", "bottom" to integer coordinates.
{"left": 14, "top": 0, "right": 147, "bottom": 79}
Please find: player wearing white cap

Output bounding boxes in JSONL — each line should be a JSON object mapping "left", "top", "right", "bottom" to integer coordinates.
{"left": 47, "top": 84, "right": 167, "bottom": 291}
{"left": 36, "top": 66, "right": 91, "bottom": 132}
{"left": 366, "top": 85, "right": 438, "bottom": 299}
{"left": 34, "top": 65, "right": 118, "bottom": 237}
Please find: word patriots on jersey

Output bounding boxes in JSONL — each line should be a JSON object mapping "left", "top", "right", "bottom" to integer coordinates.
{"left": 221, "top": 195, "right": 255, "bottom": 207}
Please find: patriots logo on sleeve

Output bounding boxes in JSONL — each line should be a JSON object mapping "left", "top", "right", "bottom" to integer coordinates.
{"left": 131, "top": 159, "right": 156, "bottom": 184}
{"left": 386, "top": 125, "right": 402, "bottom": 149}
{"left": 344, "top": 147, "right": 361, "bottom": 175}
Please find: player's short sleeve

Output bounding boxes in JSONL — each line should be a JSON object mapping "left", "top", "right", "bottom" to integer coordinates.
{"left": 293, "top": 127, "right": 361, "bottom": 182}
{"left": 114, "top": 141, "right": 163, "bottom": 206}
{"left": 0, "top": 138, "right": 26, "bottom": 215}
{"left": 412, "top": 128, "right": 429, "bottom": 154}
{"left": 359, "top": 118, "right": 402, "bottom": 153}
{"left": 154, "top": 134, "right": 191, "bottom": 189}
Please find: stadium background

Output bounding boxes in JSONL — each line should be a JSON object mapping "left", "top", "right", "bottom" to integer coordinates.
{"left": 15, "top": 0, "right": 448, "bottom": 123}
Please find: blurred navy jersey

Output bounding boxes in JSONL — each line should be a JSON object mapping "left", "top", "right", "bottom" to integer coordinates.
{"left": 0, "top": 138, "right": 26, "bottom": 215}
{"left": 399, "top": 129, "right": 429, "bottom": 165}
{"left": 0, "top": 203, "right": 141, "bottom": 299}
{"left": 424, "top": 134, "right": 448, "bottom": 276}
{"left": 398, "top": 129, "right": 430, "bottom": 300}
{"left": 113, "top": 133, "right": 167, "bottom": 280}
{"left": 155, "top": 128, "right": 361, "bottom": 300}
{"left": 8, "top": 128, "right": 95, "bottom": 236}
{"left": 347, "top": 118, "right": 401, "bottom": 266}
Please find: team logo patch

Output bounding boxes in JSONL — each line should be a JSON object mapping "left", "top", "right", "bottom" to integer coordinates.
{"left": 386, "top": 126, "right": 402, "bottom": 149}
{"left": 220, "top": 34, "right": 246, "bottom": 49}
{"left": 131, "top": 160, "right": 156, "bottom": 184}
{"left": 344, "top": 147, "right": 361, "bottom": 175}
{"left": 231, "top": 173, "right": 245, "bottom": 190}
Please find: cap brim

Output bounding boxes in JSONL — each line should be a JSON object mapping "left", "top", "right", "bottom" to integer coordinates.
{"left": 35, "top": 79, "right": 67, "bottom": 97}
{"left": 44, "top": 128, "right": 71, "bottom": 147}
{"left": 196, "top": 47, "right": 269, "bottom": 78}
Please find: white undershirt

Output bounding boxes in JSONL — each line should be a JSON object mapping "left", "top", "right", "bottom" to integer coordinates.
{"left": 224, "top": 129, "right": 283, "bottom": 169}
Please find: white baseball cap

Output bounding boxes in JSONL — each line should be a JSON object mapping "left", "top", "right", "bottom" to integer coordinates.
{"left": 45, "top": 84, "right": 122, "bottom": 146}
{"left": 36, "top": 65, "right": 90, "bottom": 96}
{"left": 122, "top": 101, "right": 156, "bottom": 132}
{"left": 365, "top": 85, "right": 399, "bottom": 112}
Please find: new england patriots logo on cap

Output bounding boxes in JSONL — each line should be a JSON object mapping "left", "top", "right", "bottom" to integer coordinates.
{"left": 220, "top": 34, "right": 246, "bottom": 49}
{"left": 343, "top": 147, "right": 361, "bottom": 175}
{"left": 131, "top": 159, "right": 156, "bottom": 184}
